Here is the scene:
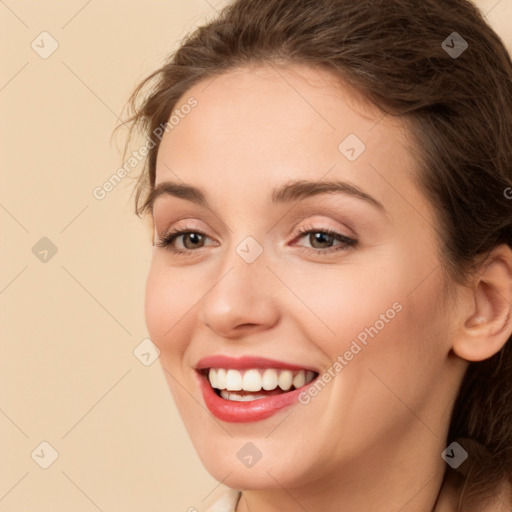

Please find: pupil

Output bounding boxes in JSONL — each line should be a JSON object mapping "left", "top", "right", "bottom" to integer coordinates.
{"left": 184, "top": 233, "right": 203, "bottom": 249}
{"left": 310, "top": 232, "right": 332, "bottom": 249}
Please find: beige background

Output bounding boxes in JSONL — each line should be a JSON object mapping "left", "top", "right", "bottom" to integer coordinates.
{"left": 1, "top": 1, "right": 511, "bottom": 511}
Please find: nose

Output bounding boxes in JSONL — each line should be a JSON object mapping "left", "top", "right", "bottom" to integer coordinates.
{"left": 199, "top": 247, "right": 280, "bottom": 339}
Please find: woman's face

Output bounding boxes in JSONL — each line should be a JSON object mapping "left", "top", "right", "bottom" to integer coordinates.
{"left": 145, "top": 63, "right": 466, "bottom": 491}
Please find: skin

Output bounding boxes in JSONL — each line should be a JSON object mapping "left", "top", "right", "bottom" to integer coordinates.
{"left": 144, "top": 63, "right": 512, "bottom": 512}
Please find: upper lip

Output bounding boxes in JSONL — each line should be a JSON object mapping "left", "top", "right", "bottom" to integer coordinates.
{"left": 195, "top": 355, "right": 319, "bottom": 373}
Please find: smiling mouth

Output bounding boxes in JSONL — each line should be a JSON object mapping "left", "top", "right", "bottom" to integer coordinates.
{"left": 201, "top": 368, "right": 319, "bottom": 402}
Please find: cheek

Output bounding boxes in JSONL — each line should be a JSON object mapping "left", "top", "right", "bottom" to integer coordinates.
{"left": 144, "top": 257, "right": 201, "bottom": 358}
{"left": 283, "top": 257, "right": 407, "bottom": 356}
{"left": 284, "top": 262, "right": 447, "bottom": 455}
{"left": 286, "top": 247, "right": 446, "bottom": 383}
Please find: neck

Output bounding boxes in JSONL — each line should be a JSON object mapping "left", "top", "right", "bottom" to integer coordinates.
{"left": 236, "top": 425, "right": 454, "bottom": 512}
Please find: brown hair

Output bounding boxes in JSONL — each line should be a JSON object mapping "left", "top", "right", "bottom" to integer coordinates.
{"left": 123, "top": 0, "right": 512, "bottom": 508}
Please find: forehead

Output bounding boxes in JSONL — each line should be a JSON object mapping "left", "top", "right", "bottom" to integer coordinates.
{"left": 154, "top": 63, "right": 424, "bottom": 219}
{"left": 158, "top": 63, "right": 401, "bottom": 161}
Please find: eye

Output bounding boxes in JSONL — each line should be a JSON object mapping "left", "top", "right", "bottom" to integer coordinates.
{"left": 155, "top": 228, "right": 215, "bottom": 253}
{"left": 155, "top": 225, "right": 357, "bottom": 256}
{"left": 293, "top": 225, "right": 357, "bottom": 254}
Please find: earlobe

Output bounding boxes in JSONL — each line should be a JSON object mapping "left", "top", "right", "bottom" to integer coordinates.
{"left": 452, "top": 244, "right": 512, "bottom": 362}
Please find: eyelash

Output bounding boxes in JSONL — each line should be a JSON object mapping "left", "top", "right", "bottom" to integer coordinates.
{"left": 155, "top": 224, "right": 358, "bottom": 256}
{"left": 155, "top": 226, "right": 212, "bottom": 255}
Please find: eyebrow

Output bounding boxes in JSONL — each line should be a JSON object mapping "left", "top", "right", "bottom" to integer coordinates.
{"left": 146, "top": 179, "right": 385, "bottom": 213}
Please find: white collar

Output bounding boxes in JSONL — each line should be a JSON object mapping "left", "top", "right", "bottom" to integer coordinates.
{"left": 205, "top": 489, "right": 242, "bottom": 512}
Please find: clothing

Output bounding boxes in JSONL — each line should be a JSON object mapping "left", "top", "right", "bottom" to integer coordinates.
{"left": 204, "top": 489, "right": 242, "bottom": 512}
{"left": 202, "top": 482, "right": 512, "bottom": 511}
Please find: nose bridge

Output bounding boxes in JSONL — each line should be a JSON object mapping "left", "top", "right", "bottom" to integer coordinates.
{"left": 199, "top": 234, "right": 279, "bottom": 336}
{"left": 217, "top": 232, "right": 269, "bottom": 291}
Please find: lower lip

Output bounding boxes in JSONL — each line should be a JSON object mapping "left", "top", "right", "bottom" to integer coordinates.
{"left": 197, "top": 372, "right": 309, "bottom": 423}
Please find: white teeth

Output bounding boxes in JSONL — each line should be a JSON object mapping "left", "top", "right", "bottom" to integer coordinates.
{"left": 278, "top": 370, "right": 293, "bottom": 391}
{"left": 262, "top": 369, "right": 278, "bottom": 390}
{"left": 220, "top": 390, "right": 266, "bottom": 401}
{"left": 208, "top": 367, "right": 317, "bottom": 393}
{"left": 243, "top": 369, "right": 262, "bottom": 392}
{"left": 226, "top": 369, "right": 243, "bottom": 391}
{"left": 292, "top": 370, "right": 306, "bottom": 389}
{"left": 216, "top": 368, "right": 227, "bottom": 389}
{"left": 208, "top": 368, "right": 217, "bottom": 388}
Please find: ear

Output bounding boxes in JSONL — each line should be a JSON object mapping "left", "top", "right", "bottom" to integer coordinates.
{"left": 452, "top": 244, "right": 512, "bottom": 362}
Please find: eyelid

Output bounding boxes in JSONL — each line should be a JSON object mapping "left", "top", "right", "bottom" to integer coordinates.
{"left": 294, "top": 220, "right": 349, "bottom": 236}
{"left": 154, "top": 220, "right": 215, "bottom": 248}
{"left": 155, "top": 219, "right": 358, "bottom": 255}
{"left": 155, "top": 218, "right": 212, "bottom": 241}
{"left": 292, "top": 219, "right": 356, "bottom": 241}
